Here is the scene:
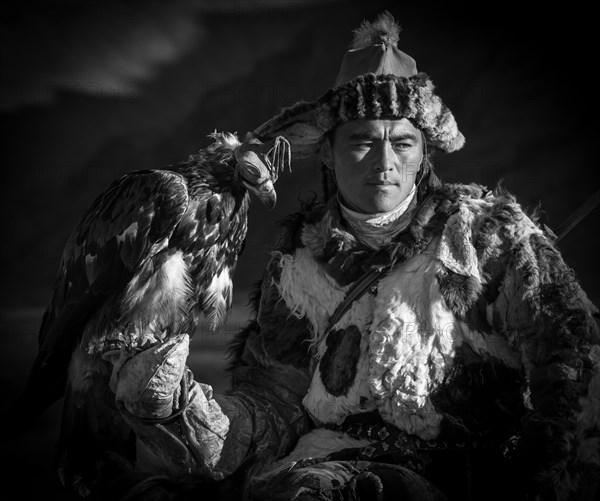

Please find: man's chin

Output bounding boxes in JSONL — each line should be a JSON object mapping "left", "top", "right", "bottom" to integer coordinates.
{"left": 365, "top": 192, "right": 411, "bottom": 214}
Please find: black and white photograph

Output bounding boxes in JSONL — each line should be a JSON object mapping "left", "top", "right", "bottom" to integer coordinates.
{"left": 1, "top": 1, "right": 599, "bottom": 500}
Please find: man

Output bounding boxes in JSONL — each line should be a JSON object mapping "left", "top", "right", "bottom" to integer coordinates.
{"left": 105, "top": 12, "right": 600, "bottom": 501}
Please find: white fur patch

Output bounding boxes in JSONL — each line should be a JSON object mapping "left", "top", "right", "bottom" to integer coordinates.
{"left": 292, "top": 241, "right": 474, "bottom": 439}
{"left": 369, "top": 245, "right": 461, "bottom": 440}
{"left": 437, "top": 205, "right": 481, "bottom": 281}
{"left": 276, "top": 248, "right": 346, "bottom": 340}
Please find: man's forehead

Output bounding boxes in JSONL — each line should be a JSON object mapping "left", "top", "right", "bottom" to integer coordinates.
{"left": 334, "top": 119, "right": 420, "bottom": 139}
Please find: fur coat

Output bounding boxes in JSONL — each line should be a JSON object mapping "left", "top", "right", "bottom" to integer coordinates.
{"left": 124, "top": 182, "right": 600, "bottom": 501}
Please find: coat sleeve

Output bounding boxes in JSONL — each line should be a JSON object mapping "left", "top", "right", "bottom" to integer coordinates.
{"left": 123, "top": 252, "right": 315, "bottom": 482}
{"left": 484, "top": 198, "right": 600, "bottom": 500}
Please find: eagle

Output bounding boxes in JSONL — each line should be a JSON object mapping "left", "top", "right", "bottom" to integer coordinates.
{"left": 14, "top": 131, "right": 290, "bottom": 492}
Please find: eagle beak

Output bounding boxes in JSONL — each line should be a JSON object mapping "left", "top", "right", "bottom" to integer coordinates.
{"left": 258, "top": 181, "right": 277, "bottom": 210}
{"left": 244, "top": 180, "right": 277, "bottom": 209}
{"left": 262, "top": 188, "right": 277, "bottom": 210}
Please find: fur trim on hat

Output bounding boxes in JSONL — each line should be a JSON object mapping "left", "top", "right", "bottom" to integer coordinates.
{"left": 254, "top": 73, "right": 465, "bottom": 158}
{"left": 351, "top": 10, "right": 402, "bottom": 49}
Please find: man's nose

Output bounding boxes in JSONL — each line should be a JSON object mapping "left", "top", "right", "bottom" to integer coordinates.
{"left": 374, "top": 141, "right": 394, "bottom": 171}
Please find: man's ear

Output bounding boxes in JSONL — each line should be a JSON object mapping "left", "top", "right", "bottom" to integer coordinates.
{"left": 320, "top": 136, "right": 335, "bottom": 170}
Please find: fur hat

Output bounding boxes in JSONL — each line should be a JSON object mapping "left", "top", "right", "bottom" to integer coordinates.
{"left": 253, "top": 12, "right": 465, "bottom": 158}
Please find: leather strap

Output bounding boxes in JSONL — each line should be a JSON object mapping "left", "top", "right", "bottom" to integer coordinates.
{"left": 324, "top": 265, "right": 389, "bottom": 335}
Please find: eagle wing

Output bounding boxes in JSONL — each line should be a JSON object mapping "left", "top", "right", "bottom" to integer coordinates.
{"left": 20, "top": 169, "right": 190, "bottom": 422}
{"left": 188, "top": 191, "right": 247, "bottom": 332}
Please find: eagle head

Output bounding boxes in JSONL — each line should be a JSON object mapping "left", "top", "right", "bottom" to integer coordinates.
{"left": 234, "top": 135, "right": 291, "bottom": 210}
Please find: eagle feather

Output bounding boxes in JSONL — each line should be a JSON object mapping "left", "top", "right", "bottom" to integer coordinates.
{"left": 14, "top": 131, "right": 289, "bottom": 441}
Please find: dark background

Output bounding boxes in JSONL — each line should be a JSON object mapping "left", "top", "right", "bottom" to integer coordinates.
{"left": 1, "top": 1, "right": 598, "bottom": 499}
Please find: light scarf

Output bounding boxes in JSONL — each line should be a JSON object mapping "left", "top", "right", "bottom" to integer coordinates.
{"left": 339, "top": 185, "right": 417, "bottom": 249}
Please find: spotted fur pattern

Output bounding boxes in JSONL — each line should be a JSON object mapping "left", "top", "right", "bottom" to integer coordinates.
{"left": 256, "top": 181, "right": 600, "bottom": 499}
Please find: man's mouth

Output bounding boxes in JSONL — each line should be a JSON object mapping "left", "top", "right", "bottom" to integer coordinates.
{"left": 367, "top": 179, "right": 395, "bottom": 186}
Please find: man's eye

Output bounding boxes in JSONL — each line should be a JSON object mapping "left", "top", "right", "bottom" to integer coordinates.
{"left": 392, "top": 143, "right": 411, "bottom": 150}
{"left": 353, "top": 142, "right": 372, "bottom": 149}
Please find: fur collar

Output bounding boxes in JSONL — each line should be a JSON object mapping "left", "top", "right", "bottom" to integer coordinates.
{"left": 276, "top": 182, "right": 492, "bottom": 286}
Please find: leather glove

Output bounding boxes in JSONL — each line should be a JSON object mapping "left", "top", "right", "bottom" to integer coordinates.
{"left": 103, "top": 334, "right": 190, "bottom": 420}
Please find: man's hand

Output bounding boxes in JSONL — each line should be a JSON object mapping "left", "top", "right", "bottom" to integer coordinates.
{"left": 103, "top": 334, "right": 190, "bottom": 419}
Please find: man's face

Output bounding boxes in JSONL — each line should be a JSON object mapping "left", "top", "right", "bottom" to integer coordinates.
{"left": 325, "top": 119, "right": 423, "bottom": 214}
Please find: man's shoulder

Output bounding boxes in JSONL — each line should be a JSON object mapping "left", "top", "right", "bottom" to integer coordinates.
{"left": 435, "top": 181, "right": 490, "bottom": 201}
{"left": 433, "top": 181, "right": 510, "bottom": 213}
{"left": 424, "top": 181, "right": 554, "bottom": 289}
{"left": 434, "top": 181, "right": 544, "bottom": 241}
